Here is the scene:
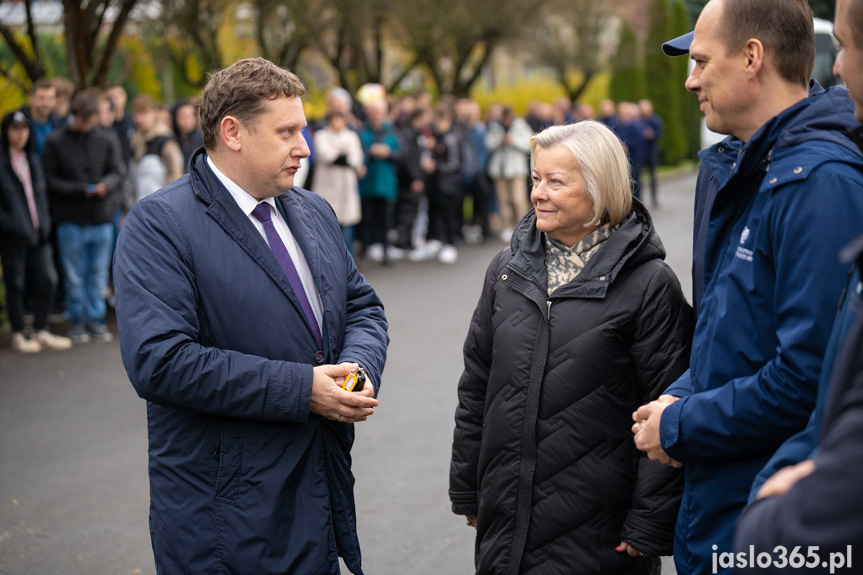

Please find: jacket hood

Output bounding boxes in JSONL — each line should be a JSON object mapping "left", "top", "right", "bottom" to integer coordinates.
{"left": 509, "top": 197, "right": 665, "bottom": 297}
{"left": 775, "top": 83, "right": 861, "bottom": 154}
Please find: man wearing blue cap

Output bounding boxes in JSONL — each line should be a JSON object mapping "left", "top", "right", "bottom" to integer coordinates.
{"left": 631, "top": 0, "right": 863, "bottom": 573}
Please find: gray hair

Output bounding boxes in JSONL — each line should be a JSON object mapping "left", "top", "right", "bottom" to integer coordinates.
{"left": 530, "top": 120, "right": 632, "bottom": 227}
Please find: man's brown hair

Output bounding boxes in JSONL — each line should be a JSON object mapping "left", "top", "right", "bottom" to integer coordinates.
{"left": 70, "top": 88, "right": 102, "bottom": 119}
{"left": 31, "top": 78, "right": 55, "bottom": 94}
{"left": 132, "top": 94, "right": 159, "bottom": 114}
{"left": 720, "top": 0, "right": 815, "bottom": 87}
{"left": 199, "top": 57, "right": 306, "bottom": 150}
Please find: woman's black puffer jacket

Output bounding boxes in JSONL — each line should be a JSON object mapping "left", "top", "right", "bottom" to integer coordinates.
{"left": 450, "top": 199, "right": 694, "bottom": 575}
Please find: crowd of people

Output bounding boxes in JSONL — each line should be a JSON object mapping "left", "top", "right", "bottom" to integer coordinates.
{"left": 0, "top": 79, "right": 204, "bottom": 353}
{"left": 300, "top": 87, "right": 664, "bottom": 265}
{"left": 1, "top": 73, "right": 664, "bottom": 353}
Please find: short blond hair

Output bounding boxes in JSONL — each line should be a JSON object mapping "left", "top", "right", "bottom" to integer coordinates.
{"left": 530, "top": 121, "right": 632, "bottom": 228}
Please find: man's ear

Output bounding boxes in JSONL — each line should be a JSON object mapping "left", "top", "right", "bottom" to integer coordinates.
{"left": 220, "top": 116, "right": 242, "bottom": 152}
{"left": 743, "top": 38, "right": 764, "bottom": 79}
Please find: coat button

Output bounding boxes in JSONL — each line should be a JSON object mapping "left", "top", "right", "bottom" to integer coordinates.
{"left": 314, "top": 351, "right": 325, "bottom": 364}
{"left": 793, "top": 166, "right": 803, "bottom": 174}
{"left": 769, "top": 177, "right": 778, "bottom": 184}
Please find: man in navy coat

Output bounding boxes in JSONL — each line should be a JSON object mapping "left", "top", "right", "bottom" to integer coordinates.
{"left": 113, "top": 58, "right": 388, "bottom": 574}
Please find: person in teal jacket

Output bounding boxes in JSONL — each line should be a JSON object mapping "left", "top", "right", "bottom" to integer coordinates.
{"left": 358, "top": 99, "right": 401, "bottom": 263}
{"left": 632, "top": 1, "right": 863, "bottom": 574}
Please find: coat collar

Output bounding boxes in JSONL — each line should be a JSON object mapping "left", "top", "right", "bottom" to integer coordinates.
{"left": 507, "top": 197, "right": 663, "bottom": 299}
{"left": 188, "top": 148, "right": 325, "bottom": 344}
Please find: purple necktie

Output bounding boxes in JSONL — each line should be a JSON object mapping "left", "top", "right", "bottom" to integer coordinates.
{"left": 251, "top": 203, "right": 323, "bottom": 350}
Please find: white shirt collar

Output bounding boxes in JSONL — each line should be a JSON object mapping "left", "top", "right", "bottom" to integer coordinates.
{"left": 206, "top": 155, "right": 277, "bottom": 216}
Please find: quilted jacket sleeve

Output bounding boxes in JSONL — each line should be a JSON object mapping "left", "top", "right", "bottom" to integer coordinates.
{"left": 620, "top": 263, "right": 694, "bottom": 555}
{"left": 449, "top": 250, "right": 506, "bottom": 515}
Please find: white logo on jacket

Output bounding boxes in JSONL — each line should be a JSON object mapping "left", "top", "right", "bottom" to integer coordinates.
{"left": 736, "top": 227, "right": 753, "bottom": 262}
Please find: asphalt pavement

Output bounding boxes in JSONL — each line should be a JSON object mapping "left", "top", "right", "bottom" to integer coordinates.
{"left": 0, "top": 170, "right": 696, "bottom": 574}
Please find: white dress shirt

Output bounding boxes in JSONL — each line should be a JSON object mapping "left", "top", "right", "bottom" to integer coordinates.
{"left": 207, "top": 156, "right": 324, "bottom": 329}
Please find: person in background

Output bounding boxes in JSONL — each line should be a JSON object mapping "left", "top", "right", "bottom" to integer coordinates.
{"left": 312, "top": 110, "right": 366, "bottom": 255}
{"left": 0, "top": 110, "right": 72, "bottom": 353}
{"left": 455, "top": 98, "right": 491, "bottom": 243}
{"left": 130, "top": 95, "right": 183, "bottom": 202}
{"left": 632, "top": 1, "right": 863, "bottom": 573}
{"left": 574, "top": 103, "right": 596, "bottom": 122}
{"left": 614, "top": 102, "right": 646, "bottom": 201}
{"left": 555, "top": 96, "right": 575, "bottom": 124}
{"left": 42, "top": 88, "right": 124, "bottom": 344}
{"left": 358, "top": 99, "right": 401, "bottom": 264}
{"left": 105, "top": 84, "right": 136, "bottom": 241}
{"left": 427, "top": 104, "right": 462, "bottom": 264}
{"left": 451, "top": 120, "right": 692, "bottom": 574}
{"left": 20, "top": 79, "right": 61, "bottom": 158}
{"left": 395, "top": 108, "right": 430, "bottom": 255}
{"left": 598, "top": 99, "right": 619, "bottom": 132}
{"left": 485, "top": 106, "right": 532, "bottom": 243}
{"left": 732, "top": 1, "right": 863, "bottom": 570}
{"left": 51, "top": 77, "right": 75, "bottom": 125}
{"left": 113, "top": 57, "right": 388, "bottom": 574}
{"left": 639, "top": 100, "right": 663, "bottom": 208}
{"left": 170, "top": 98, "right": 204, "bottom": 173}
{"left": 104, "top": 84, "right": 135, "bottom": 168}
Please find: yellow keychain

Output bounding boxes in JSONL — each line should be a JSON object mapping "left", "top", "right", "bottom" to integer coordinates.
{"left": 341, "top": 367, "right": 367, "bottom": 392}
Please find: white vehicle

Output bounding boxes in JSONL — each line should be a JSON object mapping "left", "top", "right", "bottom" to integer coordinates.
{"left": 697, "top": 17, "right": 839, "bottom": 150}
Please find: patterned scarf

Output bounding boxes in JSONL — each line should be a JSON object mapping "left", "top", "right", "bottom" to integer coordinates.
{"left": 544, "top": 223, "right": 617, "bottom": 296}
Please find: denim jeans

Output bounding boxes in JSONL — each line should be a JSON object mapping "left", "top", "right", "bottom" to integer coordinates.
{"left": 56, "top": 222, "right": 114, "bottom": 324}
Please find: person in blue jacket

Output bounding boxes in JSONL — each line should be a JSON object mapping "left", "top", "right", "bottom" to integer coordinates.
{"left": 113, "top": 57, "right": 389, "bottom": 575}
{"left": 747, "top": 0, "right": 863, "bottom": 509}
{"left": 631, "top": 1, "right": 863, "bottom": 574}
{"left": 733, "top": 3, "right": 863, "bottom": 571}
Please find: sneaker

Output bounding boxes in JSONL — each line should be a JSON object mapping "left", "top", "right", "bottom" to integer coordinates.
{"left": 386, "top": 245, "right": 406, "bottom": 261}
{"left": 69, "top": 322, "right": 91, "bottom": 344}
{"left": 87, "top": 323, "right": 113, "bottom": 343}
{"left": 463, "top": 225, "right": 484, "bottom": 245}
{"left": 425, "top": 239, "right": 443, "bottom": 255}
{"left": 408, "top": 244, "right": 433, "bottom": 262}
{"left": 11, "top": 332, "right": 42, "bottom": 354}
{"left": 365, "top": 243, "right": 385, "bottom": 263}
{"left": 34, "top": 330, "right": 73, "bottom": 351}
{"left": 438, "top": 244, "right": 458, "bottom": 264}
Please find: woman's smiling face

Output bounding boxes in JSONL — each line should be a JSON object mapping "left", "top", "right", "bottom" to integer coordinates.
{"left": 531, "top": 145, "right": 598, "bottom": 247}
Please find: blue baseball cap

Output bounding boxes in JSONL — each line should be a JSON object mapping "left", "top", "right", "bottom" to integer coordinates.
{"left": 662, "top": 31, "right": 694, "bottom": 56}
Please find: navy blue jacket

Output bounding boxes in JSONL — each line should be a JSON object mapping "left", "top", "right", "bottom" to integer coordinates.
{"left": 113, "top": 149, "right": 389, "bottom": 574}
{"left": 748, "top": 125, "right": 863, "bottom": 500}
{"left": 659, "top": 85, "right": 863, "bottom": 575}
{"left": 734, "top": 236, "right": 863, "bottom": 574}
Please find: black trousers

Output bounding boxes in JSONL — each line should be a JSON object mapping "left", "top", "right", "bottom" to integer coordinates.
{"left": 0, "top": 241, "right": 57, "bottom": 333}
{"left": 358, "top": 197, "right": 393, "bottom": 250}
{"left": 394, "top": 187, "right": 423, "bottom": 249}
